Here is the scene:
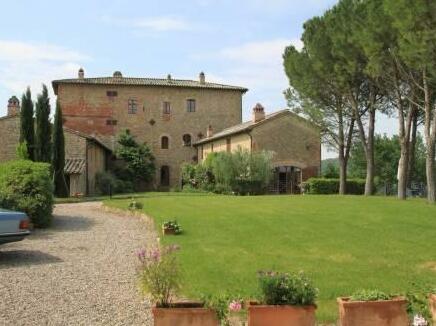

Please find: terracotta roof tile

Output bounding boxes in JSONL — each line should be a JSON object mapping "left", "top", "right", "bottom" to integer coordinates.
{"left": 194, "top": 109, "right": 291, "bottom": 145}
{"left": 52, "top": 76, "right": 248, "bottom": 94}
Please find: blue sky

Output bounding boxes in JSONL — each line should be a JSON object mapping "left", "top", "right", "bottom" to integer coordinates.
{"left": 0, "top": 0, "right": 396, "bottom": 158}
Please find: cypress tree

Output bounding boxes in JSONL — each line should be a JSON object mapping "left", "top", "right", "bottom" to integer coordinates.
{"left": 19, "top": 87, "right": 35, "bottom": 160}
{"left": 52, "top": 100, "right": 67, "bottom": 197}
{"left": 35, "top": 84, "right": 52, "bottom": 162}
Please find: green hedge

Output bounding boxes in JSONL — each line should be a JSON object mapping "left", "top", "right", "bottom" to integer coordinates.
{"left": 0, "top": 160, "right": 53, "bottom": 227}
{"left": 303, "top": 178, "right": 365, "bottom": 195}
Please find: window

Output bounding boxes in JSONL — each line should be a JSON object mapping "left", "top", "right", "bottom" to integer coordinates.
{"left": 182, "top": 134, "right": 192, "bottom": 146}
{"left": 226, "top": 138, "right": 231, "bottom": 152}
{"left": 106, "top": 90, "right": 118, "bottom": 97}
{"left": 163, "top": 101, "right": 171, "bottom": 115}
{"left": 186, "top": 99, "right": 196, "bottom": 112}
{"left": 106, "top": 119, "right": 117, "bottom": 126}
{"left": 128, "top": 99, "right": 137, "bottom": 114}
{"left": 161, "top": 136, "right": 169, "bottom": 149}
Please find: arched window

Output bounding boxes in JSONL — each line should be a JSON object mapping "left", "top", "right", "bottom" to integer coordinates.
{"left": 161, "top": 136, "right": 169, "bottom": 149}
{"left": 160, "top": 166, "right": 170, "bottom": 187}
{"left": 182, "top": 134, "right": 192, "bottom": 146}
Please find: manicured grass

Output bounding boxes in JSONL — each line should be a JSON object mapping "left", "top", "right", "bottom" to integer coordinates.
{"left": 105, "top": 194, "right": 436, "bottom": 322}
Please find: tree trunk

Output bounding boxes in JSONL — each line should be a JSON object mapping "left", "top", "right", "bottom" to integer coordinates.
{"left": 338, "top": 149, "right": 347, "bottom": 195}
{"left": 407, "top": 111, "right": 418, "bottom": 188}
{"left": 426, "top": 140, "right": 436, "bottom": 203}
{"left": 365, "top": 108, "right": 376, "bottom": 195}
{"left": 423, "top": 70, "right": 436, "bottom": 204}
{"left": 397, "top": 145, "right": 409, "bottom": 200}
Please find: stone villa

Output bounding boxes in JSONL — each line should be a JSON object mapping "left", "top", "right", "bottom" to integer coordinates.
{"left": 0, "top": 69, "right": 321, "bottom": 195}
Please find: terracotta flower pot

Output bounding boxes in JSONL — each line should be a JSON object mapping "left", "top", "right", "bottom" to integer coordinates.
{"left": 152, "top": 302, "right": 218, "bottom": 326}
{"left": 247, "top": 302, "right": 316, "bottom": 326}
{"left": 162, "top": 226, "right": 176, "bottom": 235}
{"left": 430, "top": 294, "right": 436, "bottom": 324}
{"left": 337, "top": 297, "right": 408, "bottom": 326}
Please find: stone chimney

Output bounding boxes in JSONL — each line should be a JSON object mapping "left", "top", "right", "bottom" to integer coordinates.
{"left": 206, "top": 125, "right": 213, "bottom": 138}
{"left": 199, "top": 71, "right": 205, "bottom": 84}
{"left": 252, "top": 103, "right": 265, "bottom": 123}
{"left": 7, "top": 96, "right": 20, "bottom": 116}
{"left": 78, "top": 67, "right": 84, "bottom": 79}
{"left": 113, "top": 71, "right": 123, "bottom": 80}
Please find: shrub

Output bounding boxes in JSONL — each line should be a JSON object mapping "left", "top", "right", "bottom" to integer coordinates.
{"left": 128, "top": 198, "right": 143, "bottom": 210}
{"left": 95, "top": 171, "right": 134, "bottom": 195}
{"left": 304, "top": 178, "right": 365, "bottom": 195}
{"left": 350, "top": 289, "right": 392, "bottom": 301}
{"left": 257, "top": 271, "right": 318, "bottom": 306}
{"left": 182, "top": 149, "right": 273, "bottom": 195}
{"left": 137, "top": 245, "right": 181, "bottom": 307}
{"left": 0, "top": 160, "right": 53, "bottom": 227}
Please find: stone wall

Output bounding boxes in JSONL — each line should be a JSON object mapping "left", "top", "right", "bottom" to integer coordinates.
{"left": 57, "top": 83, "right": 244, "bottom": 188}
{"left": 0, "top": 115, "right": 20, "bottom": 162}
{"left": 64, "top": 130, "right": 87, "bottom": 159}
{"left": 250, "top": 112, "right": 321, "bottom": 180}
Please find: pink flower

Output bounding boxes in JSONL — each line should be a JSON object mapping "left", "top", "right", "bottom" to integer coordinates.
{"left": 229, "top": 300, "right": 242, "bottom": 312}
{"left": 137, "top": 249, "right": 146, "bottom": 260}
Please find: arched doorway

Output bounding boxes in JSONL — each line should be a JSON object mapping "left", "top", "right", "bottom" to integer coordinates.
{"left": 160, "top": 166, "right": 170, "bottom": 187}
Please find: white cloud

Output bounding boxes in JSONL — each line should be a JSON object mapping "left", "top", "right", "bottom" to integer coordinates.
{"left": 134, "top": 16, "right": 191, "bottom": 32}
{"left": 0, "top": 40, "right": 88, "bottom": 116}
{"left": 101, "top": 15, "right": 192, "bottom": 32}
{"left": 219, "top": 39, "right": 302, "bottom": 64}
{"left": 207, "top": 39, "right": 300, "bottom": 102}
{"left": 0, "top": 41, "right": 88, "bottom": 62}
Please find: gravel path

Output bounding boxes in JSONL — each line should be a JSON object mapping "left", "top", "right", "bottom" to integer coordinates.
{"left": 0, "top": 202, "right": 155, "bottom": 326}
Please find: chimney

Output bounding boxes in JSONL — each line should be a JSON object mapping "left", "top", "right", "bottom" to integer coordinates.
{"left": 199, "top": 71, "right": 205, "bottom": 84}
{"left": 78, "top": 67, "right": 84, "bottom": 79}
{"left": 113, "top": 71, "right": 123, "bottom": 80}
{"left": 206, "top": 125, "right": 213, "bottom": 138}
{"left": 7, "top": 96, "right": 20, "bottom": 116}
{"left": 167, "top": 74, "right": 172, "bottom": 82}
{"left": 252, "top": 103, "right": 265, "bottom": 123}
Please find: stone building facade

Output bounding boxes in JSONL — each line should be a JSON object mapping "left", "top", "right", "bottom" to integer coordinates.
{"left": 0, "top": 69, "right": 321, "bottom": 194}
{"left": 0, "top": 96, "right": 108, "bottom": 196}
{"left": 52, "top": 70, "right": 247, "bottom": 188}
{"left": 194, "top": 104, "right": 321, "bottom": 193}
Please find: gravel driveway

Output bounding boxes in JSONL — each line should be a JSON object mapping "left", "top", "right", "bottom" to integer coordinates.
{"left": 0, "top": 202, "right": 155, "bottom": 326}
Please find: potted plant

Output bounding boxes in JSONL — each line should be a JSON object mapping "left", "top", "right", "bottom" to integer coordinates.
{"left": 162, "top": 220, "right": 182, "bottom": 235}
{"left": 137, "top": 244, "right": 218, "bottom": 326}
{"left": 202, "top": 294, "right": 244, "bottom": 326}
{"left": 430, "top": 292, "right": 436, "bottom": 324}
{"left": 337, "top": 290, "right": 409, "bottom": 326}
{"left": 406, "top": 287, "right": 433, "bottom": 326}
{"left": 248, "top": 271, "right": 318, "bottom": 326}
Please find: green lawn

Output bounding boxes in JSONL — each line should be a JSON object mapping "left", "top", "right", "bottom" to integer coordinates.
{"left": 105, "top": 193, "right": 436, "bottom": 322}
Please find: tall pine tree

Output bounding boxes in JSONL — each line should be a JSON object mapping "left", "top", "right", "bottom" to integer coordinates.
{"left": 35, "top": 84, "right": 52, "bottom": 162}
{"left": 19, "top": 87, "right": 35, "bottom": 160}
{"left": 52, "top": 100, "right": 67, "bottom": 197}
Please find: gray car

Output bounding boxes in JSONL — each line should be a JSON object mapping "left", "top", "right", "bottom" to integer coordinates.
{"left": 0, "top": 209, "right": 31, "bottom": 245}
